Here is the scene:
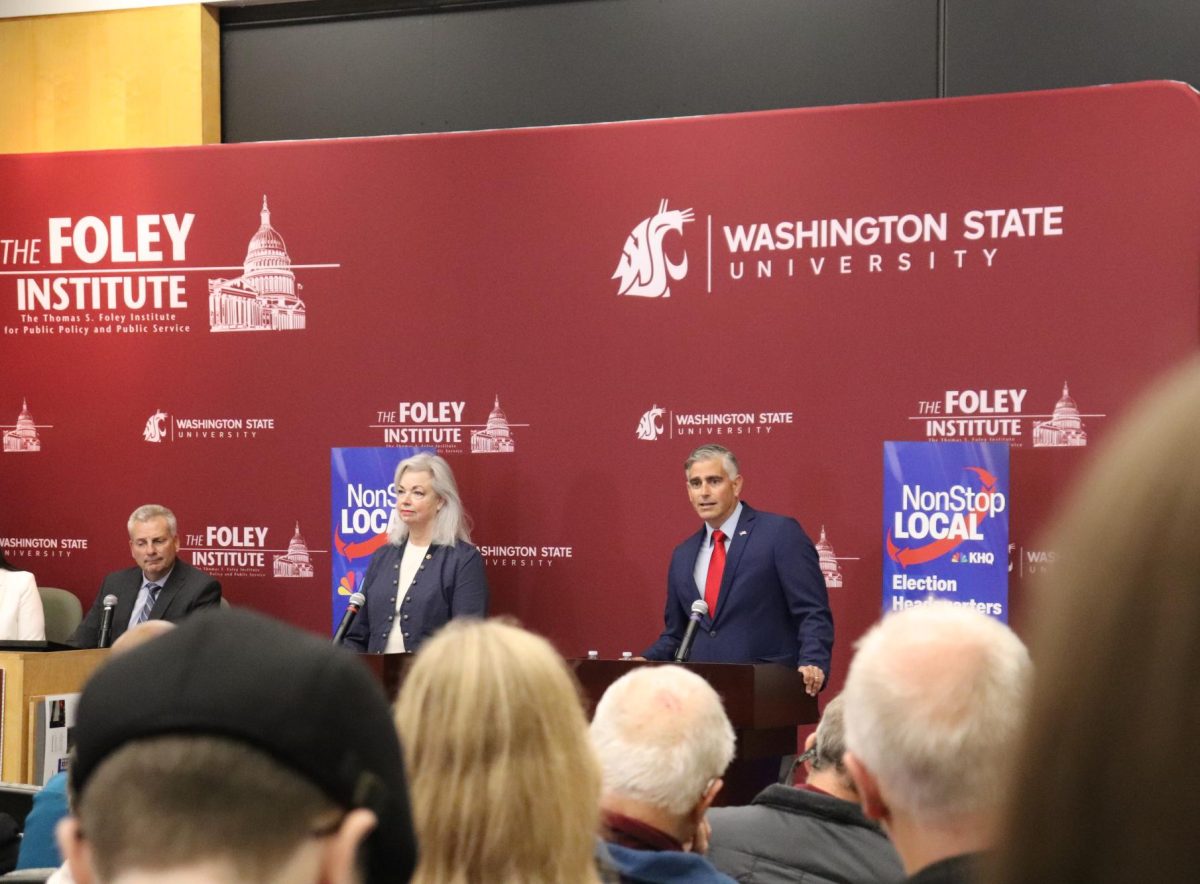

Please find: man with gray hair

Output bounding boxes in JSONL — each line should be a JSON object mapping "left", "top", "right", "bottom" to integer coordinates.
{"left": 70, "top": 504, "right": 221, "bottom": 648}
{"left": 591, "top": 664, "right": 738, "bottom": 884}
{"left": 841, "top": 604, "right": 1032, "bottom": 883}
{"left": 705, "top": 695, "right": 904, "bottom": 883}
{"left": 643, "top": 444, "right": 832, "bottom": 697}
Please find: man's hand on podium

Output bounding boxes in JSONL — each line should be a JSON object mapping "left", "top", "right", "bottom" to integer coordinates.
{"left": 798, "top": 664, "right": 825, "bottom": 696}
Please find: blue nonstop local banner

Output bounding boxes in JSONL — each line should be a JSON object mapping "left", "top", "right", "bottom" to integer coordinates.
{"left": 330, "top": 446, "right": 431, "bottom": 635}
{"left": 882, "top": 441, "right": 1010, "bottom": 622}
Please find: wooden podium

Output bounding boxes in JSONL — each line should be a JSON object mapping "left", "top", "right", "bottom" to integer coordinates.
{"left": 363, "top": 654, "right": 816, "bottom": 806}
{"left": 0, "top": 648, "right": 109, "bottom": 784}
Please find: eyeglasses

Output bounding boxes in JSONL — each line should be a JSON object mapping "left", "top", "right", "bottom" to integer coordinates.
{"left": 779, "top": 746, "right": 819, "bottom": 785}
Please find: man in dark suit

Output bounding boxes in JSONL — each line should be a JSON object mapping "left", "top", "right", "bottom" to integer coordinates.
{"left": 643, "top": 444, "right": 833, "bottom": 696}
{"left": 70, "top": 504, "right": 222, "bottom": 648}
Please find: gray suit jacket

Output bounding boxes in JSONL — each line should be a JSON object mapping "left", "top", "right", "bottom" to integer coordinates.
{"left": 69, "top": 559, "right": 222, "bottom": 648}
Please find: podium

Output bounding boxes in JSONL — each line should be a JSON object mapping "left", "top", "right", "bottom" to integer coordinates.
{"left": 0, "top": 648, "right": 109, "bottom": 784}
{"left": 362, "top": 654, "right": 816, "bottom": 806}
{"left": 572, "top": 660, "right": 817, "bottom": 805}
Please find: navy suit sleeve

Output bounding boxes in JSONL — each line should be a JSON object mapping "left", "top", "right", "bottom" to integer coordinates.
{"left": 449, "top": 545, "right": 489, "bottom": 618}
{"left": 776, "top": 519, "right": 834, "bottom": 672}
{"left": 643, "top": 553, "right": 688, "bottom": 660}
{"left": 343, "top": 550, "right": 385, "bottom": 652}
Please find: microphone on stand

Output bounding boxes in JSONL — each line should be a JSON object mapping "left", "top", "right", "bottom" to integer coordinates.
{"left": 98, "top": 594, "right": 119, "bottom": 649}
{"left": 333, "top": 592, "right": 367, "bottom": 646}
{"left": 674, "top": 599, "right": 709, "bottom": 663}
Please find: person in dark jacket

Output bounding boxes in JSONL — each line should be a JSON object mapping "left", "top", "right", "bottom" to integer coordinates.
{"left": 344, "top": 453, "right": 488, "bottom": 654}
{"left": 707, "top": 695, "right": 904, "bottom": 883}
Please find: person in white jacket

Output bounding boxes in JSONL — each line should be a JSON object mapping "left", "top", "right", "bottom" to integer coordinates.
{"left": 0, "top": 549, "right": 45, "bottom": 641}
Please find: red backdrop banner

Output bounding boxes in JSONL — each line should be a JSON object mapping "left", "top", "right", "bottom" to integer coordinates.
{"left": 2, "top": 82, "right": 1198, "bottom": 691}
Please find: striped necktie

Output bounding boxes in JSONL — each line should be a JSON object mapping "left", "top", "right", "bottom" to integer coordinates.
{"left": 134, "top": 583, "right": 161, "bottom": 626}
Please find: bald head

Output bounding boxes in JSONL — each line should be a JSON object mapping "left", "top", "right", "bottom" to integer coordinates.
{"left": 111, "top": 619, "right": 176, "bottom": 656}
{"left": 842, "top": 604, "right": 1031, "bottom": 824}
{"left": 590, "top": 665, "right": 735, "bottom": 816}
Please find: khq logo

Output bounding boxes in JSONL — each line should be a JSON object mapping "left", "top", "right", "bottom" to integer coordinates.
{"left": 613, "top": 199, "right": 694, "bottom": 298}
{"left": 636, "top": 405, "right": 666, "bottom": 441}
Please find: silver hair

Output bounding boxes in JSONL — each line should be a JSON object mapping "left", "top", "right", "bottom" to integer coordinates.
{"left": 810, "top": 694, "right": 849, "bottom": 775}
{"left": 387, "top": 453, "right": 473, "bottom": 547}
{"left": 590, "top": 665, "right": 736, "bottom": 817}
{"left": 127, "top": 504, "right": 178, "bottom": 538}
{"left": 684, "top": 444, "right": 740, "bottom": 479}
{"left": 842, "top": 603, "right": 1031, "bottom": 825}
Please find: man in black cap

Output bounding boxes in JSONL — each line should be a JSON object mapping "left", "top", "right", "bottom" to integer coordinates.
{"left": 56, "top": 608, "right": 417, "bottom": 884}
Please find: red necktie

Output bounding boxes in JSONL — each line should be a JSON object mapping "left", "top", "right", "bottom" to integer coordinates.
{"left": 704, "top": 530, "right": 727, "bottom": 617}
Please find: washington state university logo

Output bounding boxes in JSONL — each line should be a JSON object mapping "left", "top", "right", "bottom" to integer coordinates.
{"left": 636, "top": 405, "right": 666, "bottom": 441}
{"left": 614, "top": 199, "right": 694, "bottom": 298}
{"left": 143, "top": 410, "right": 169, "bottom": 443}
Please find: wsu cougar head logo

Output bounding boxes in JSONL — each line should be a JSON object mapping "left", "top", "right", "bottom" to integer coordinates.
{"left": 143, "top": 410, "right": 168, "bottom": 443}
{"left": 636, "top": 405, "right": 666, "bottom": 441}
{"left": 613, "top": 199, "right": 694, "bottom": 298}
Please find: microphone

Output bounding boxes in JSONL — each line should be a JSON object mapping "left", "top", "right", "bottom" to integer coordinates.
{"left": 674, "top": 599, "right": 709, "bottom": 663}
{"left": 333, "top": 592, "right": 367, "bottom": 646}
{"left": 98, "top": 594, "right": 118, "bottom": 649}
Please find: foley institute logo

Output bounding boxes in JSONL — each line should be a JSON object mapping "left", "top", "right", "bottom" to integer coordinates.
{"left": 614, "top": 200, "right": 693, "bottom": 298}
{"left": 373, "top": 396, "right": 524, "bottom": 453}
{"left": 3, "top": 398, "right": 48, "bottom": 452}
{"left": 183, "top": 522, "right": 321, "bottom": 579}
{"left": 208, "top": 196, "right": 306, "bottom": 333}
{"left": 908, "top": 381, "right": 1101, "bottom": 446}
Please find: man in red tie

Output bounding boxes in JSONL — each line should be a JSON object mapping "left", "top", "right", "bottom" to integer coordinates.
{"left": 643, "top": 444, "right": 833, "bottom": 697}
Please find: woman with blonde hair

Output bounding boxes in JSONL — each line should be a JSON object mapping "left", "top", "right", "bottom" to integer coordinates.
{"left": 989, "top": 356, "right": 1200, "bottom": 883}
{"left": 344, "top": 452, "right": 488, "bottom": 654}
{"left": 394, "top": 618, "right": 602, "bottom": 884}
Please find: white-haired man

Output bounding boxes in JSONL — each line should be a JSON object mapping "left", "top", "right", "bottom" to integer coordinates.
{"left": 841, "top": 604, "right": 1031, "bottom": 884}
{"left": 705, "top": 695, "right": 904, "bottom": 883}
{"left": 591, "top": 665, "right": 738, "bottom": 884}
{"left": 70, "top": 504, "right": 221, "bottom": 648}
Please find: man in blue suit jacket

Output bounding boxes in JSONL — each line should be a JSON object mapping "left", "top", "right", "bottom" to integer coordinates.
{"left": 644, "top": 444, "right": 833, "bottom": 695}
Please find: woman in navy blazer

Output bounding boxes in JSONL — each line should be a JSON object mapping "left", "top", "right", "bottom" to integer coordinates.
{"left": 344, "top": 453, "right": 489, "bottom": 654}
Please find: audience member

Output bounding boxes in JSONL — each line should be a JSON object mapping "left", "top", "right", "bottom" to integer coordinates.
{"left": 841, "top": 604, "right": 1031, "bottom": 884}
{"left": 394, "top": 618, "right": 601, "bottom": 884}
{"left": 0, "top": 548, "right": 45, "bottom": 640}
{"left": 17, "top": 621, "right": 180, "bottom": 874}
{"left": 706, "top": 695, "right": 904, "bottom": 883}
{"left": 989, "top": 356, "right": 1200, "bottom": 884}
{"left": 57, "top": 608, "right": 416, "bottom": 884}
{"left": 590, "top": 664, "right": 737, "bottom": 884}
{"left": 70, "top": 504, "right": 220, "bottom": 648}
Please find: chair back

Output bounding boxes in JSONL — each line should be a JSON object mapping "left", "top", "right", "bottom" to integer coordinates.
{"left": 36, "top": 588, "right": 82, "bottom": 644}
